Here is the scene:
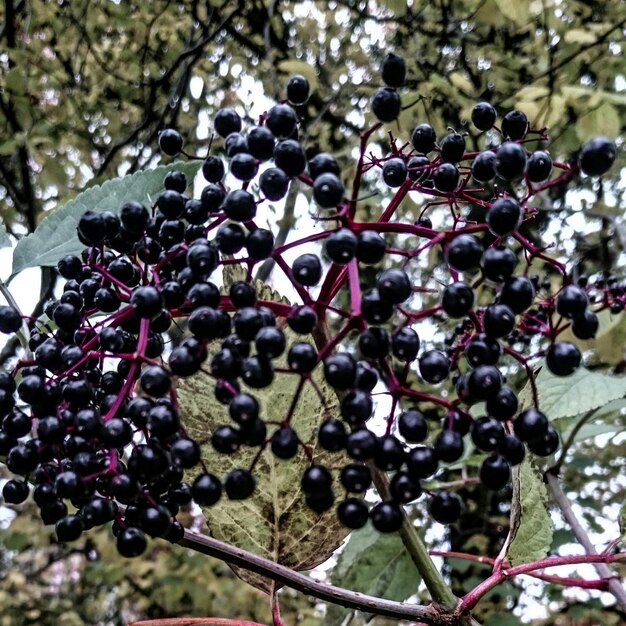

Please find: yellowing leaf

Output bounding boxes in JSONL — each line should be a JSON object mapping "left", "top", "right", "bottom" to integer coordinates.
{"left": 382, "top": 0, "right": 407, "bottom": 17}
{"left": 449, "top": 72, "right": 474, "bottom": 95}
{"left": 576, "top": 102, "right": 621, "bottom": 142}
{"left": 515, "top": 85, "right": 550, "bottom": 102}
{"left": 515, "top": 101, "right": 541, "bottom": 125}
{"left": 506, "top": 456, "right": 553, "bottom": 566}
{"left": 564, "top": 29, "right": 597, "bottom": 45}
{"left": 494, "top": 0, "right": 530, "bottom": 25}
{"left": 178, "top": 281, "right": 349, "bottom": 593}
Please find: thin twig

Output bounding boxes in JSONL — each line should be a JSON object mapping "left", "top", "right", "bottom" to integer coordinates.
{"left": 549, "top": 407, "right": 599, "bottom": 474}
{"left": 546, "top": 472, "right": 626, "bottom": 611}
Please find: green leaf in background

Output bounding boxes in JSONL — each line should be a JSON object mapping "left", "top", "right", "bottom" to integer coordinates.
{"left": 575, "top": 102, "right": 621, "bottom": 142}
{"left": 10, "top": 160, "right": 200, "bottom": 279}
{"left": 494, "top": 0, "right": 530, "bottom": 25}
{"left": 177, "top": 276, "right": 349, "bottom": 594}
{"left": 518, "top": 362, "right": 626, "bottom": 420}
{"left": 325, "top": 524, "right": 421, "bottom": 625}
{"left": 0, "top": 221, "right": 11, "bottom": 250}
{"left": 506, "top": 456, "right": 553, "bottom": 566}
{"left": 559, "top": 308, "right": 626, "bottom": 365}
{"left": 484, "top": 615, "right": 523, "bottom": 626}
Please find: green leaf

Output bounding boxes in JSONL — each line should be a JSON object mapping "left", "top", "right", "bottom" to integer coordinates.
{"left": 619, "top": 501, "right": 626, "bottom": 541}
{"left": 10, "top": 160, "right": 200, "bottom": 278}
{"left": 506, "top": 456, "right": 553, "bottom": 566}
{"left": 0, "top": 221, "right": 11, "bottom": 250}
{"left": 575, "top": 102, "right": 621, "bottom": 142}
{"left": 564, "top": 29, "right": 598, "bottom": 45}
{"left": 484, "top": 615, "right": 523, "bottom": 626}
{"left": 326, "top": 525, "right": 420, "bottom": 624}
{"left": 493, "top": 0, "right": 530, "bottom": 25}
{"left": 518, "top": 363, "right": 626, "bottom": 420}
{"left": 177, "top": 278, "right": 349, "bottom": 594}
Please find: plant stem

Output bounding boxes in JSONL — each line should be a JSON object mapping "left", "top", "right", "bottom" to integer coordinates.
{"left": 549, "top": 408, "right": 598, "bottom": 474}
{"left": 0, "top": 277, "right": 30, "bottom": 354}
{"left": 545, "top": 472, "right": 626, "bottom": 611}
{"left": 459, "top": 551, "right": 626, "bottom": 614}
{"left": 369, "top": 465, "right": 458, "bottom": 611}
{"left": 311, "top": 320, "right": 460, "bottom": 613}
{"left": 178, "top": 529, "right": 440, "bottom": 623}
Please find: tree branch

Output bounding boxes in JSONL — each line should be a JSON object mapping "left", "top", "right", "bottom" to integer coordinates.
{"left": 546, "top": 472, "right": 626, "bottom": 612}
{"left": 179, "top": 529, "right": 440, "bottom": 623}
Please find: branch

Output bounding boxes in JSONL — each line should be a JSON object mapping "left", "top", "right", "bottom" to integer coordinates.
{"left": 458, "top": 551, "right": 626, "bottom": 614}
{"left": 546, "top": 472, "right": 626, "bottom": 611}
{"left": 309, "top": 320, "right": 464, "bottom": 616}
{"left": 369, "top": 465, "right": 459, "bottom": 612}
{"left": 179, "top": 529, "right": 440, "bottom": 623}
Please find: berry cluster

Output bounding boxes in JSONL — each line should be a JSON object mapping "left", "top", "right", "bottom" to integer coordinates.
{"left": 0, "top": 54, "right": 619, "bottom": 553}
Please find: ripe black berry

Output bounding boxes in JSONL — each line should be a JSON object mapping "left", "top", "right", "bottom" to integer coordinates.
{"left": 471, "top": 102, "right": 497, "bottom": 131}
{"left": 501, "top": 109, "right": 528, "bottom": 140}
{"left": 398, "top": 409, "right": 428, "bottom": 443}
{"left": 214, "top": 107, "right": 242, "bottom": 138}
{"left": 382, "top": 157, "right": 407, "bottom": 187}
{"left": 381, "top": 52, "right": 406, "bottom": 87}
{"left": 429, "top": 491, "right": 462, "bottom": 524}
{"left": 495, "top": 142, "right": 527, "bottom": 181}
{"left": 578, "top": 137, "right": 616, "bottom": 176}
{"left": 546, "top": 341, "right": 581, "bottom": 376}
{"left": 313, "top": 173, "right": 344, "bottom": 208}
{"left": 117, "top": 527, "right": 148, "bottom": 558}
{"left": 479, "top": 454, "right": 511, "bottom": 490}
{"left": 325, "top": 228, "right": 357, "bottom": 264}
{"left": 337, "top": 498, "right": 369, "bottom": 529}
{"left": 418, "top": 350, "right": 450, "bottom": 384}
{"left": 292, "top": 254, "right": 322, "bottom": 286}
{"left": 487, "top": 196, "right": 521, "bottom": 236}
{"left": 371, "top": 87, "right": 401, "bottom": 122}
{"left": 442, "top": 282, "right": 474, "bottom": 318}
{"left": 370, "top": 501, "right": 403, "bottom": 533}
{"left": 411, "top": 124, "right": 437, "bottom": 154}
{"left": 286, "top": 74, "right": 310, "bottom": 105}
{"left": 224, "top": 469, "right": 256, "bottom": 500}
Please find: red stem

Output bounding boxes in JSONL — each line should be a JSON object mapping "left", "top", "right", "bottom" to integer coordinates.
{"left": 459, "top": 552, "right": 626, "bottom": 614}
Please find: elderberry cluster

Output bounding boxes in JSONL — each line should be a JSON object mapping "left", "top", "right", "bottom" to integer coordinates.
{"left": 0, "top": 53, "right": 620, "bottom": 553}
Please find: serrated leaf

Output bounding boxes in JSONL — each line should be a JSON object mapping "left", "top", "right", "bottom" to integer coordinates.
{"left": 518, "top": 363, "right": 626, "bottom": 419}
{"left": 177, "top": 280, "right": 348, "bottom": 593}
{"left": 11, "top": 161, "right": 200, "bottom": 278}
{"left": 326, "top": 525, "right": 420, "bottom": 624}
{"left": 506, "top": 456, "right": 553, "bottom": 566}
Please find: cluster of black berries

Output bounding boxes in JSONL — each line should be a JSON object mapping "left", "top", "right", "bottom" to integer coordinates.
{"left": 0, "top": 53, "right": 620, "bottom": 552}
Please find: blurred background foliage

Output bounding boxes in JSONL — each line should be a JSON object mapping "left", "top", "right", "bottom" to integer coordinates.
{"left": 1, "top": 0, "right": 625, "bottom": 624}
